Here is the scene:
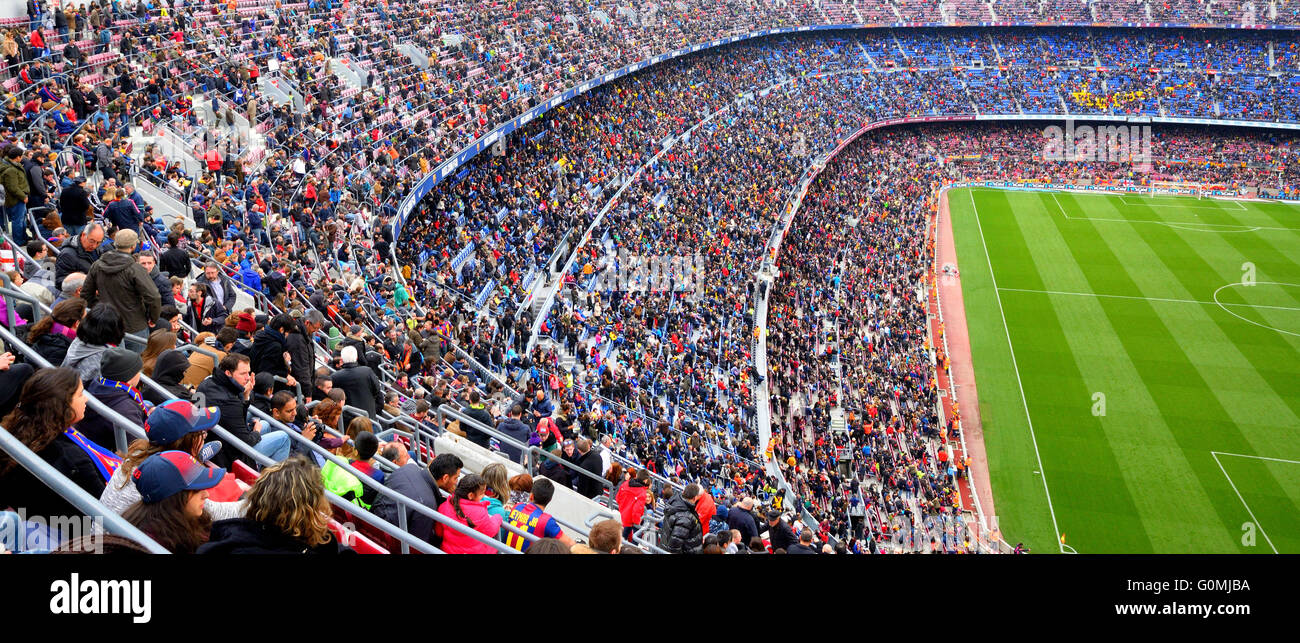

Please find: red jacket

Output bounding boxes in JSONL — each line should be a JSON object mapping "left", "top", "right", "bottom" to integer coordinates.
{"left": 696, "top": 493, "right": 716, "bottom": 536}
{"left": 615, "top": 480, "right": 649, "bottom": 528}
{"left": 436, "top": 497, "right": 502, "bottom": 554}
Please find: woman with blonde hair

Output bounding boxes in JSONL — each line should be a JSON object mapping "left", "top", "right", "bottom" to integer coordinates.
{"left": 481, "top": 462, "right": 512, "bottom": 523}
{"left": 199, "top": 456, "right": 351, "bottom": 554}
{"left": 336, "top": 416, "right": 372, "bottom": 460}
{"left": 139, "top": 329, "right": 178, "bottom": 377}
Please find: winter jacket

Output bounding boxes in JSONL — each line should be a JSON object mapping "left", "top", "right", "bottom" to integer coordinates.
{"left": 160, "top": 246, "right": 191, "bottom": 281}
{"left": 74, "top": 379, "right": 147, "bottom": 450}
{"left": 0, "top": 429, "right": 110, "bottom": 524}
{"left": 61, "top": 338, "right": 110, "bottom": 383}
{"left": 197, "top": 518, "right": 354, "bottom": 555}
{"left": 104, "top": 198, "right": 143, "bottom": 232}
{"left": 54, "top": 236, "right": 102, "bottom": 291}
{"left": 329, "top": 362, "right": 382, "bottom": 417}
{"left": 247, "top": 325, "right": 289, "bottom": 378}
{"left": 661, "top": 494, "right": 703, "bottom": 554}
{"left": 58, "top": 182, "right": 91, "bottom": 227}
{"left": 494, "top": 417, "right": 530, "bottom": 463}
{"left": 616, "top": 479, "right": 650, "bottom": 528}
{"left": 0, "top": 158, "right": 29, "bottom": 207}
{"left": 574, "top": 448, "right": 605, "bottom": 499}
{"left": 461, "top": 402, "right": 495, "bottom": 450}
{"left": 197, "top": 370, "right": 258, "bottom": 470}
{"left": 436, "top": 496, "right": 502, "bottom": 554}
{"left": 284, "top": 322, "right": 316, "bottom": 394}
{"left": 194, "top": 271, "right": 238, "bottom": 314}
{"left": 184, "top": 295, "right": 228, "bottom": 336}
{"left": 83, "top": 250, "right": 163, "bottom": 333}
{"left": 726, "top": 505, "right": 760, "bottom": 543}
{"left": 31, "top": 325, "right": 75, "bottom": 366}
{"left": 371, "top": 462, "right": 446, "bottom": 546}
{"left": 767, "top": 518, "right": 798, "bottom": 552}
{"left": 144, "top": 350, "right": 194, "bottom": 405}
{"left": 696, "top": 493, "right": 717, "bottom": 536}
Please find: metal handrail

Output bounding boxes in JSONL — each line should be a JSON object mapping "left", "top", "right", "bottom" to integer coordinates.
{"left": 0, "top": 425, "right": 172, "bottom": 554}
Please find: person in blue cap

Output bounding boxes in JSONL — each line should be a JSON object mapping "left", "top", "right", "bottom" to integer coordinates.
{"left": 121, "top": 450, "right": 227, "bottom": 554}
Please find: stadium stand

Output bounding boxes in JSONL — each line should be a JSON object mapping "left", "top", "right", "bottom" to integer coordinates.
{"left": 0, "top": 0, "right": 1296, "bottom": 555}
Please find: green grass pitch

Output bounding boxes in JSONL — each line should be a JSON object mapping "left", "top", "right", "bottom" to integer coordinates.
{"left": 947, "top": 187, "right": 1300, "bottom": 554}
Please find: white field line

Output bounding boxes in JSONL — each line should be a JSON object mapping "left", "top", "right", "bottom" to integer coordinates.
{"left": 968, "top": 190, "right": 1067, "bottom": 553}
{"left": 1117, "top": 194, "right": 1248, "bottom": 210}
{"left": 1210, "top": 451, "right": 1293, "bottom": 554}
{"left": 997, "top": 287, "right": 1300, "bottom": 313}
{"left": 1049, "top": 192, "right": 1295, "bottom": 232}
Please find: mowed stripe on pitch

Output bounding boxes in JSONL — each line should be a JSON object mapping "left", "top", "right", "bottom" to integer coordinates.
{"left": 971, "top": 189, "right": 1156, "bottom": 552}
{"left": 1001, "top": 190, "right": 1231, "bottom": 552}
{"left": 946, "top": 191, "right": 1059, "bottom": 552}
{"left": 1052, "top": 192, "right": 1293, "bottom": 552}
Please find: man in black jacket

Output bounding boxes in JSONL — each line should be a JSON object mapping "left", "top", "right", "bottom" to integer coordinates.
{"left": 786, "top": 530, "right": 821, "bottom": 555}
{"left": 726, "top": 496, "right": 760, "bottom": 543}
{"left": 330, "top": 345, "right": 382, "bottom": 417}
{"left": 574, "top": 438, "right": 605, "bottom": 499}
{"left": 460, "top": 389, "right": 495, "bottom": 450}
{"left": 247, "top": 313, "right": 294, "bottom": 385}
{"left": 765, "top": 510, "right": 798, "bottom": 552}
{"left": 198, "top": 353, "right": 290, "bottom": 469}
{"left": 58, "top": 175, "right": 92, "bottom": 238}
{"left": 54, "top": 223, "right": 104, "bottom": 291}
{"left": 662, "top": 484, "right": 704, "bottom": 554}
{"left": 159, "top": 232, "right": 192, "bottom": 280}
{"left": 285, "top": 309, "right": 323, "bottom": 399}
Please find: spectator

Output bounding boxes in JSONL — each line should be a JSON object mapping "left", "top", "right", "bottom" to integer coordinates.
{"left": 0, "top": 368, "right": 109, "bottom": 521}
{"left": 26, "top": 297, "right": 85, "bottom": 366}
{"left": 184, "top": 282, "right": 228, "bottom": 335}
{"left": 573, "top": 438, "right": 605, "bottom": 499}
{"left": 373, "top": 451, "right": 462, "bottom": 547}
{"left": 198, "top": 353, "right": 291, "bottom": 469}
{"left": 480, "top": 462, "right": 512, "bottom": 527}
{"left": 61, "top": 302, "right": 124, "bottom": 383}
{"left": 54, "top": 223, "right": 103, "bottom": 292}
{"left": 436, "top": 473, "right": 502, "bottom": 554}
{"left": 120, "top": 450, "right": 226, "bottom": 554}
{"left": 766, "top": 510, "right": 798, "bottom": 553}
{"left": 199, "top": 456, "right": 354, "bottom": 555}
{"left": 494, "top": 403, "right": 531, "bottom": 464}
{"left": 1, "top": 146, "right": 30, "bottom": 245}
{"left": 504, "top": 477, "right": 574, "bottom": 551}
{"left": 460, "top": 389, "right": 495, "bottom": 450}
{"left": 145, "top": 349, "right": 196, "bottom": 405}
{"left": 81, "top": 229, "right": 161, "bottom": 339}
{"left": 329, "top": 345, "right": 382, "bottom": 417}
{"left": 159, "top": 232, "right": 191, "bottom": 281}
{"left": 75, "top": 346, "right": 147, "bottom": 449}
{"left": 616, "top": 468, "right": 654, "bottom": 540}
{"left": 136, "top": 252, "right": 172, "bottom": 306}
{"left": 786, "top": 529, "right": 820, "bottom": 555}
{"left": 573, "top": 518, "right": 624, "bottom": 554}
{"left": 662, "top": 483, "right": 704, "bottom": 554}
{"left": 726, "top": 497, "right": 760, "bottom": 544}
{"left": 139, "top": 329, "right": 177, "bottom": 377}
{"left": 194, "top": 262, "right": 237, "bottom": 313}
{"left": 57, "top": 175, "right": 91, "bottom": 239}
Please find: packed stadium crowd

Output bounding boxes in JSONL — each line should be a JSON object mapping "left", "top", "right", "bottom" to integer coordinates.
{"left": 0, "top": 0, "right": 1296, "bottom": 555}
